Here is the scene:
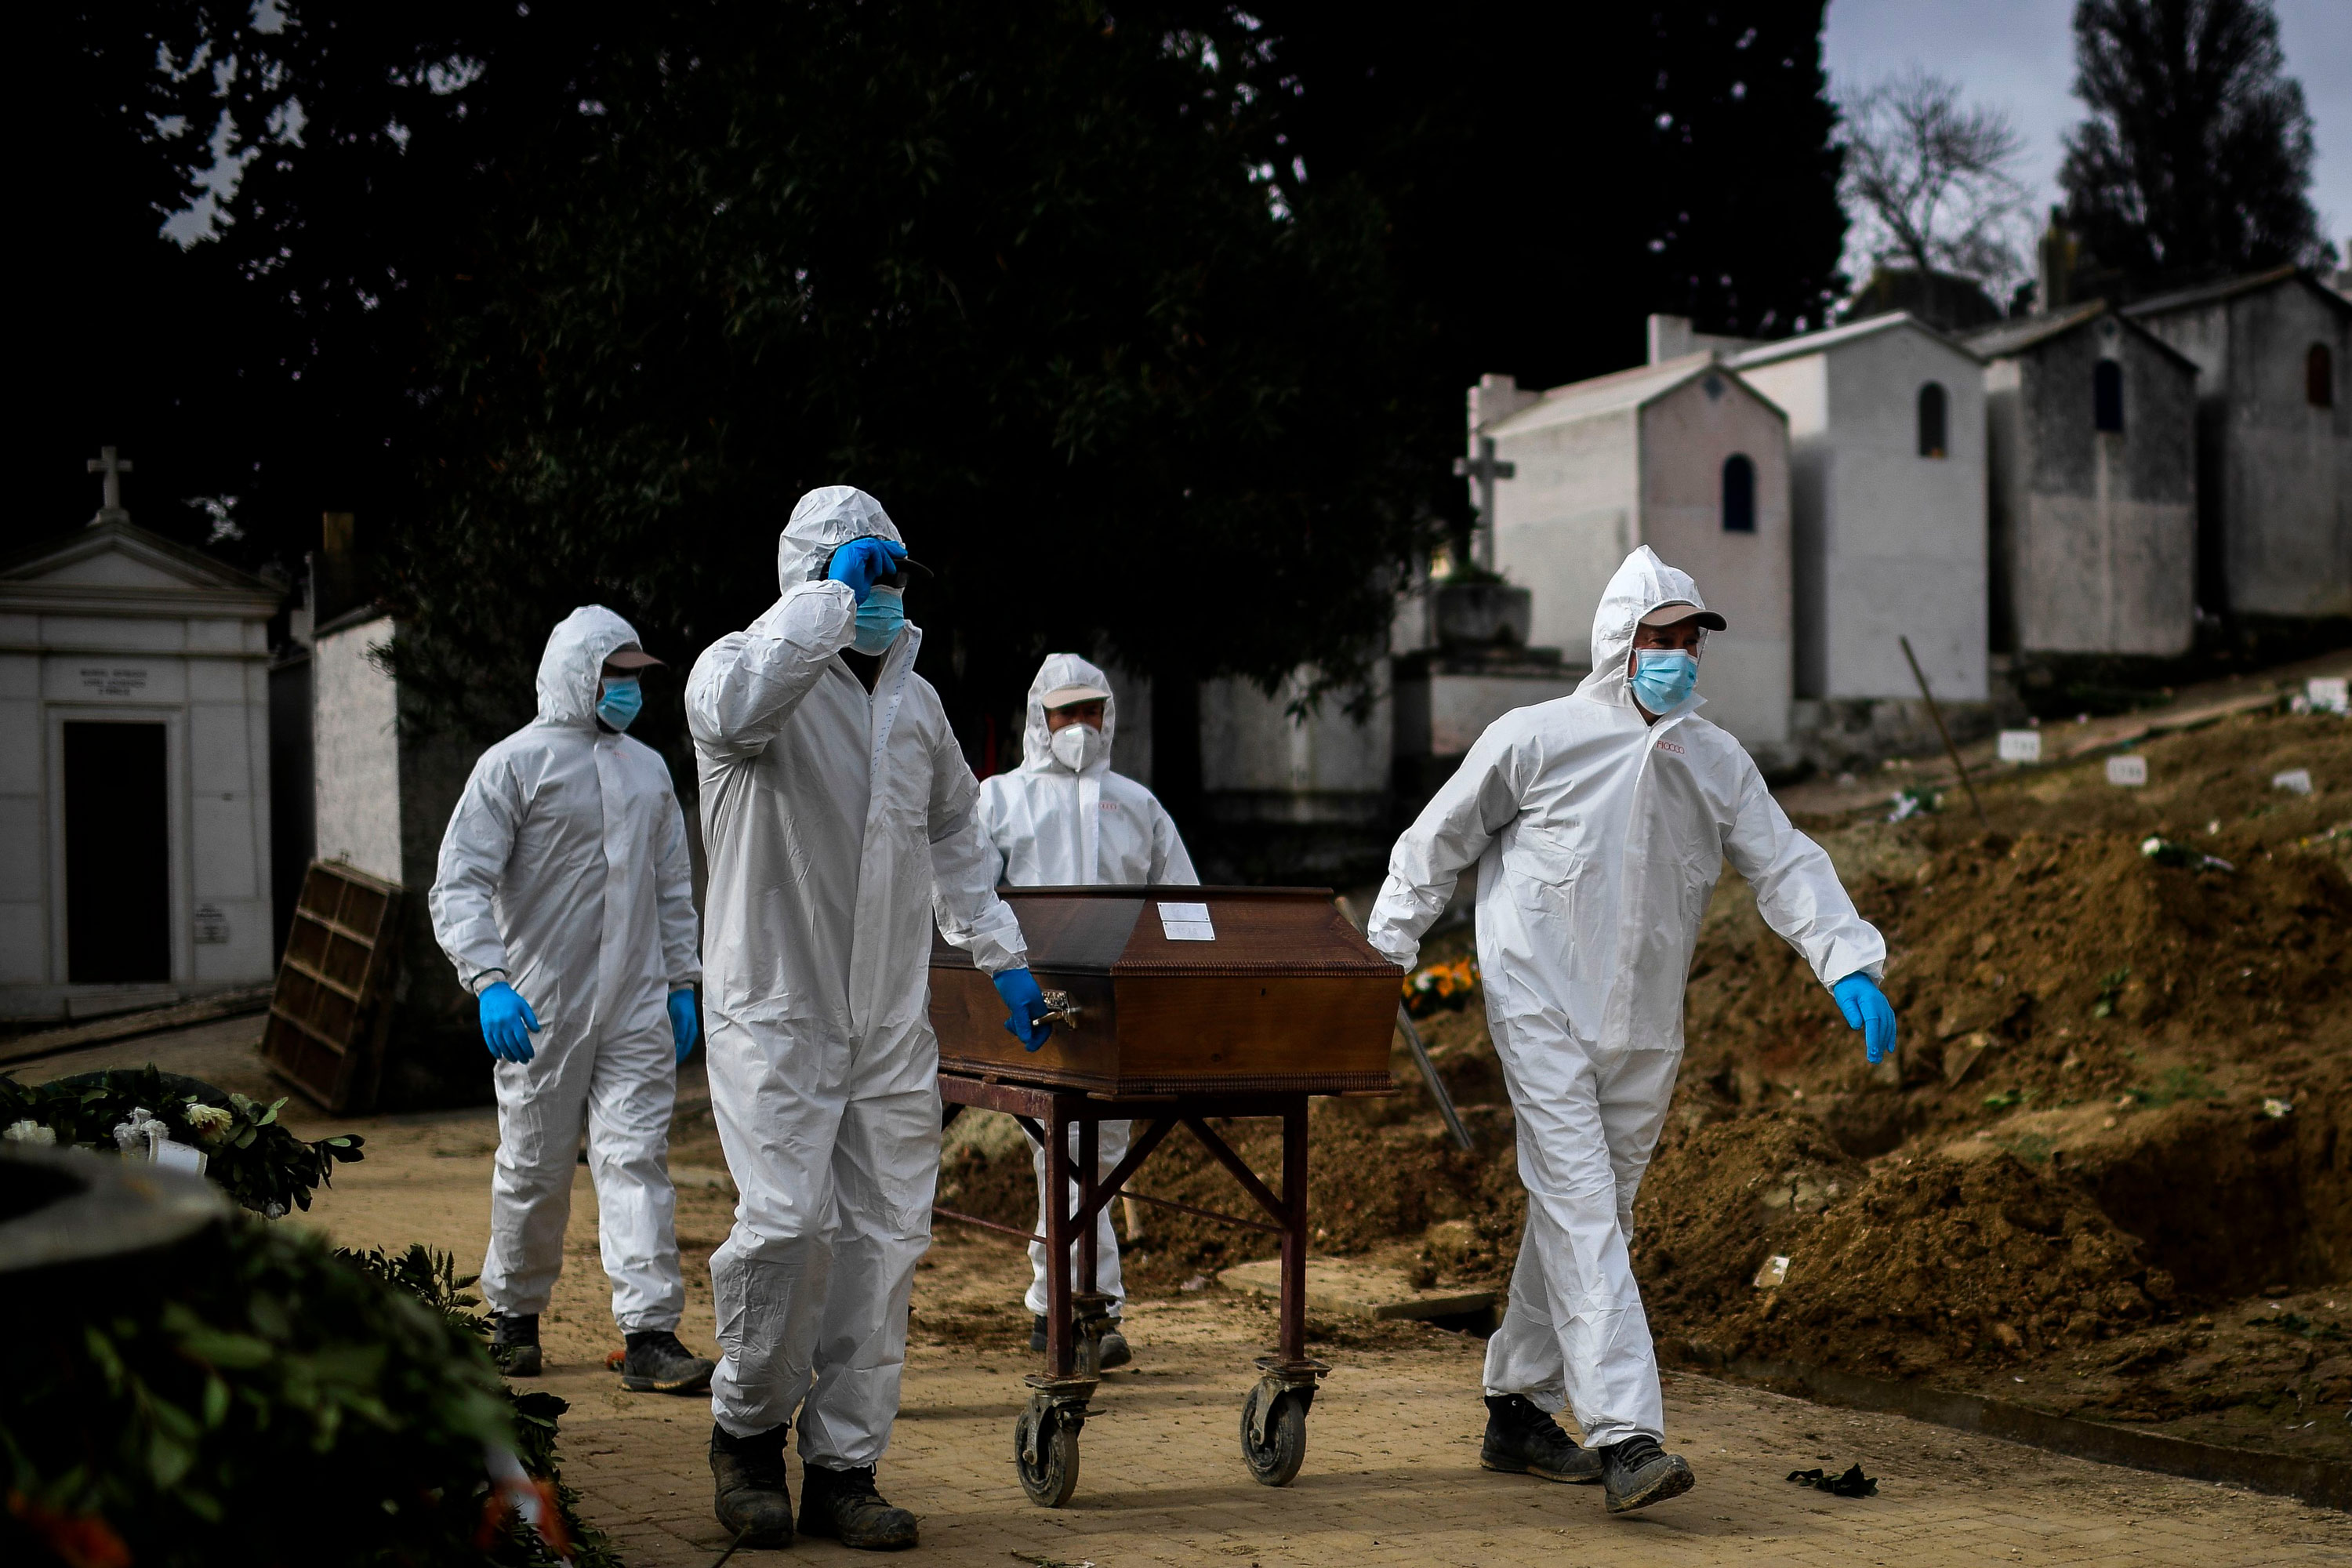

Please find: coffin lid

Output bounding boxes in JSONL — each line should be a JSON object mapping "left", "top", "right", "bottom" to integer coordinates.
{"left": 931, "top": 886, "right": 1398, "bottom": 978}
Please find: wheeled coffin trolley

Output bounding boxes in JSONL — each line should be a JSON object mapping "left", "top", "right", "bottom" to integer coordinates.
{"left": 929, "top": 886, "right": 1399, "bottom": 1506}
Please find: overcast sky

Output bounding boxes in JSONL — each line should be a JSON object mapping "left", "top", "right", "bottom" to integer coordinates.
{"left": 1824, "top": 0, "right": 2350, "bottom": 259}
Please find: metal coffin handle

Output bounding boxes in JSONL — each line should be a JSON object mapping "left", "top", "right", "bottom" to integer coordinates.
{"left": 1039, "top": 989, "right": 1083, "bottom": 1030}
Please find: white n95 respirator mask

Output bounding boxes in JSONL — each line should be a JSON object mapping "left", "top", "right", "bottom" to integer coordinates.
{"left": 1049, "top": 722, "right": 1106, "bottom": 772}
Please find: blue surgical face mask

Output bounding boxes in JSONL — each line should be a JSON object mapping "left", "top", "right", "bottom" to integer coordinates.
{"left": 1628, "top": 648, "right": 1698, "bottom": 713}
{"left": 852, "top": 585, "right": 906, "bottom": 655}
{"left": 596, "top": 675, "right": 643, "bottom": 731}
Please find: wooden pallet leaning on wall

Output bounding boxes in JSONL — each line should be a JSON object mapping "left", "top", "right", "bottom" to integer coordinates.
{"left": 261, "top": 861, "right": 403, "bottom": 1114}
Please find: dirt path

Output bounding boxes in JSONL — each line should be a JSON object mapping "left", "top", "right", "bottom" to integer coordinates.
{"left": 250, "top": 1062, "right": 2340, "bottom": 1565}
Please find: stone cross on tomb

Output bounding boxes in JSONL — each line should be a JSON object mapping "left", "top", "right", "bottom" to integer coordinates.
{"left": 87, "top": 445, "right": 134, "bottom": 526}
{"left": 1452, "top": 435, "right": 1515, "bottom": 571}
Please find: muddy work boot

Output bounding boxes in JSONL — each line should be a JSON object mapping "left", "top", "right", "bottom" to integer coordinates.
{"left": 1599, "top": 1434, "right": 1695, "bottom": 1514}
{"left": 619, "top": 1329, "right": 715, "bottom": 1394}
{"left": 1029, "top": 1316, "right": 1134, "bottom": 1369}
{"left": 710, "top": 1424, "right": 793, "bottom": 1548}
{"left": 1479, "top": 1394, "right": 1602, "bottom": 1483}
{"left": 489, "top": 1312, "right": 541, "bottom": 1377}
{"left": 799, "top": 1462, "right": 918, "bottom": 1551}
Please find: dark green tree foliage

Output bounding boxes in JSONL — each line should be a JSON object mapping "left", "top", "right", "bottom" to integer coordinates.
{"left": 1254, "top": 2, "right": 1847, "bottom": 389}
{"left": 28, "top": 2, "right": 1847, "bottom": 772}
{"left": 2059, "top": 0, "right": 2332, "bottom": 292}
{"left": 13, "top": 5, "right": 275, "bottom": 561}
{"left": 15, "top": 3, "right": 569, "bottom": 566}
{"left": 390, "top": 2, "right": 1429, "bottom": 745}
{"left": 1640, "top": 5, "right": 1849, "bottom": 344}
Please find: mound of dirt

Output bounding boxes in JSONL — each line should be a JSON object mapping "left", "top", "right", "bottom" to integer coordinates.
{"left": 1636, "top": 1113, "right": 2163, "bottom": 1379}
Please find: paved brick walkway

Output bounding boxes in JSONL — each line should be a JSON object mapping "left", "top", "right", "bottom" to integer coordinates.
{"left": 284, "top": 1099, "right": 2350, "bottom": 1567}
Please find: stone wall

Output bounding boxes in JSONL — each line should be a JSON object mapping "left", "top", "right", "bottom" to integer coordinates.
{"left": 310, "top": 613, "right": 403, "bottom": 883}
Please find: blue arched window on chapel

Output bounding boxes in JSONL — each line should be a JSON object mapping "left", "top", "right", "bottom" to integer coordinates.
{"left": 1721, "top": 453, "right": 1755, "bottom": 533}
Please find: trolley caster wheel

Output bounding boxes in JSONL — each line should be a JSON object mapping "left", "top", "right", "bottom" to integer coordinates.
{"left": 1014, "top": 1399, "right": 1082, "bottom": 1508}
{"left": 1239, "top": 1380, "right": 1308, "bottom": 1487}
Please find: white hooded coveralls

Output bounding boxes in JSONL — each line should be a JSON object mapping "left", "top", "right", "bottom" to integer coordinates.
{"left": 1367, "top": 547, "right": 1884, "bottom": 1446}
{"left": 975, "top": 653, "right": 1198, "bottom": 1319}
{"left": 688, "top": 486, "right": 1029, "bottom": 1466}
{"left": 429, "top": 605, "right": 701, "bottom": 1333}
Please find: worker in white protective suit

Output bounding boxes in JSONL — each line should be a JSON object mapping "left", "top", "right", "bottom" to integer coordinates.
{"left": 975, "top": 652, "right": 1199, "bottom": 1368}
{"left": 688, "top": 485, "right": 1050, "bottom": 1553}
{"left": 428, "top": 605, "right": 713, "bottom": 1396}
{"left": 1367, "top": 546, "right": 1896, "bottom": 1516}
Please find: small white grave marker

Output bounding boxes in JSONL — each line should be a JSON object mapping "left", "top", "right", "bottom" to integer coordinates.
{"left": 2308, "top": 677, "right": 2350, "bottom": 715}
{"left": 1157, "top": 901, "right": 1216, "bottom": 942}
{"left": 1997, "top": 730, "right": 2042, "bottom": 764}
{"left": 2272, "top": 768, "right": 2313, "bottom": 795}
{"left": 2106, "top": 755, "right": 2147, "bottom": 787}
{"left": 151, "top": 1138, "right": 209, "bottom": 1174}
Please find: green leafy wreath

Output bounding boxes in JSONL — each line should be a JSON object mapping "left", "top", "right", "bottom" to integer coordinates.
{"left": 0, "top": 1066, "right": 362, "bottom": 1217}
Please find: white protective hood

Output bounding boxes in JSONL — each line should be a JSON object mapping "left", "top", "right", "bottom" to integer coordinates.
{"left": 1572, "top": 545, "right": 1711, "bottom": 714}
{"left": 537, "top": 605, "right": 645, "bottom": 728}
{"left": 1020, "top": 652, "right": 1116, "bottom": 772}
{"left": 976, "top": 652, "right": 1196, "bottom": 889}
{"left": 775, "top": 485, "right": 906, "bottom": 591}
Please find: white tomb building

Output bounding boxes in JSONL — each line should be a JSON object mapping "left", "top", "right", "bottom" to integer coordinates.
{"left": 0, "top": 451, "right": 285, "bottom": 1019}
{"left": 1723, "top": 315, "right": 1990, "bottom": 714}
{"left": 1479, "top": 356, "right": 1796, "bottom": 761}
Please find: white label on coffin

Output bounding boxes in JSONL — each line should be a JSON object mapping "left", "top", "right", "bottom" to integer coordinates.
{"left": 2106, "top": 755, "right": 2147, "bottom": 786}
{"left": 1997, "top": 730, "right": 2042, "bottom": 764}
{"left": 1157, "top": 902, "right": 1216, "bottom": 941}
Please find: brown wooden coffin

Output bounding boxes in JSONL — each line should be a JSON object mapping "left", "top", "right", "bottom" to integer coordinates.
{"left": 929, "top": 887, "right": 1400, "bottom": 1095}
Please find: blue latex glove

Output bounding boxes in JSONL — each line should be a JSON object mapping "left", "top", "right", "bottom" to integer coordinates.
{"left": 1833, "top": 973, "right": 1897, "bottom": 1065}
{"left": 668, "top": 989, "right": 699, "bottom": 1064}
{"left": 479, "top": 981, "right": 541, "bottom": 1063}
{"left": 993, "top": 967, "right": 1053, "bottom": 1051}
{"left": 826, "top": 537, "right": 908, "bottom": 604}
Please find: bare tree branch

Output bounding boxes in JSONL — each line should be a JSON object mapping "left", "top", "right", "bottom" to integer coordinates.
{"left": 1839, "top": 68, "right": 2032, "bottom": 292}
